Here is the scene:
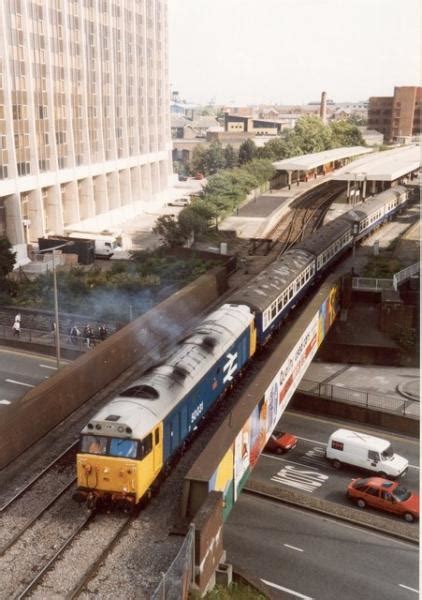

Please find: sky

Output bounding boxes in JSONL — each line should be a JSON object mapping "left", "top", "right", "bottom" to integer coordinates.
{"left": 168, "top": 0, "right": 421, "bottom": 106}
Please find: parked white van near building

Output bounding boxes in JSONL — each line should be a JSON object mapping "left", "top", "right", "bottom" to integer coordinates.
{"left": 326, "top": 429, "right": 408, "bottom": 479}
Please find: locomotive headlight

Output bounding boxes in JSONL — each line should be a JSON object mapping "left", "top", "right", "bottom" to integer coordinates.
{"left": 95, "top": 424, "right": 102, "bottom": 430}
{"left": 118, "top": 426, "right": 124, "bottom": 433}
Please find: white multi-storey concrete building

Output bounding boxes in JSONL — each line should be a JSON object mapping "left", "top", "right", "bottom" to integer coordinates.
{"left": 0, "top": 0, "right": 172, "bottom": 264}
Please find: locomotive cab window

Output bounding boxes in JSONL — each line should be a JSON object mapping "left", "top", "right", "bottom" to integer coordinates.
{"left": 155, "top": 429, "right": 160, "bottom": 444}
{"left": 109, "top": 438, "right": 138, "bottom": 458}
{"left": 139, "top": 433, "right": 153, "bottom": 459}
{"left": 81, "top": 435, "right": 108, "bottom": 455}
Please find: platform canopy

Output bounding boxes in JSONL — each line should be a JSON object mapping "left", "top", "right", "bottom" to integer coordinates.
{"left": 333, "top": 145, "right": 421, "bottom": 182}
{"left": 272, "top": 146, "right": 373, "bottom": 172}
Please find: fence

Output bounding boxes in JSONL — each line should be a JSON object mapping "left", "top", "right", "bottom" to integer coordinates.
{"left": 298, "top": 379, "right": 419, "bottom": 418}
{"left": 393, "top": 262, "right": 420, "bottom": 291}
{"left": 0, "top": 323, "right": 99, "bottom": 352}
{"left": 151, "top": 525, "right": 194, "bottom": 600}
{"left": 352, "top": 277, "right": 394, "bottom": 292}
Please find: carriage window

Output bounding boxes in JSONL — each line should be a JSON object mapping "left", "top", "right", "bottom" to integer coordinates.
{"left": 271, "top": 303, "right": 277, "bottom": 319}
{"left": 109, "top": 438, "right": 138, "bottom": 458}
{"left": 81, "top": 435, "right": 108, "bottom": 455}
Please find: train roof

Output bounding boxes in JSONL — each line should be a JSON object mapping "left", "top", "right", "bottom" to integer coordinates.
{"left": 227, "top": 249, "right": 314, "bottom": 312}
{"left": 342, "top": 186, "right": 408, "bottom": 222}
{"left": 294, "top": 216, "right": 351, "bottom": 256}
{"left": 82, "top": 304, "right": 254, "bottom": 439}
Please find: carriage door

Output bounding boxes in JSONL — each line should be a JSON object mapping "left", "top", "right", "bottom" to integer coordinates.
{"left": 153, "top": 426, "right": 163, "bottom": 475}
{"left": 170, "top": 412, "right": 180, "bottom": 454}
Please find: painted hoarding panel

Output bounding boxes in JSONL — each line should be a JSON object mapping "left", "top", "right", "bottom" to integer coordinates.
{"left": 208, "top": 446, "right": 234, "bottom": 520}
{"left": 211, "top": 283, "right": 340, "bottom": 514}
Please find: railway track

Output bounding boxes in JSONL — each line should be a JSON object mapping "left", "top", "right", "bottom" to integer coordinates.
{"left": 0, "top": 440, "right": 78, "bottom": 513}
{"left": 269, "top": 181, "right": 346, "bottom": 256}
{"left": 16, "top": 513, "right": 132, "bottom": 599}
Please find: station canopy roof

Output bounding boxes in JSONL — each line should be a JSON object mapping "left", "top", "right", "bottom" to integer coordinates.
{"left": 333, "top": 145, "right": 421, "bottom": 182}
{"left": 272, "top": 146, "right": 372, "bottom": 172}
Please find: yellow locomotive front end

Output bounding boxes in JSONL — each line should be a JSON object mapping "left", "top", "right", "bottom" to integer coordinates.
{"left": 73, "top": 424, "right": 163, "bottom": 510}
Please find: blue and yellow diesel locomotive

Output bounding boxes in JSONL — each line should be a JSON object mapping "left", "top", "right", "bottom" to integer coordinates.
{"left": 74, "top": 186, "right": 408, "bottom": 508}
{"left": 74, "top": 304, "right": 256, "bottom": 509}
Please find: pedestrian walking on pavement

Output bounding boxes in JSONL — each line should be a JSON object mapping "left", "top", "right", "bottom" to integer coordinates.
{"left": 99, "top": 324, "right": 108, "bottom": 341}
{"left": 12, "top": 320, "right": 21, "bottom": 337}
{"left": 15, "top": 313, "right": 21, "bottom": 323}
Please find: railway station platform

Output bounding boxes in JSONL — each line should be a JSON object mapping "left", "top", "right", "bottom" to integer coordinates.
{"left": 219, "top": 171, "right": 335, "bottom": 239}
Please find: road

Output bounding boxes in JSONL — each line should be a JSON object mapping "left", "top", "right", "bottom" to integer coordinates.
{"left": 225, "top": 494, "right": 419, "bottom": 600}
{"left": 0, "top": 346, "right": 68, "bottom": 405}
{"left": 250, "top": 411, "right": 419, "bottom": 520}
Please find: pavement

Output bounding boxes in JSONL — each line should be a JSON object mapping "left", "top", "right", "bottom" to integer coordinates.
{"left": 298, "top": 362, "right": 420, "bottom": 418}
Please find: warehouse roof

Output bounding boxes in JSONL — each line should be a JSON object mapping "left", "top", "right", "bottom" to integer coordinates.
{"left": 272, "top": 146, "right": 372, "bottom": 171}
{"left": 333, "top": 145, "right": 421, "bottom": 182}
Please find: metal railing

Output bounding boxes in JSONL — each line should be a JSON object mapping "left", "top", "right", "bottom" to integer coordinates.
{"left": 393, "top": 262, "right": 420, "bottom": 291}
{"left": 151, "top": 525, "right": 194, "bottom": 600}
{"left": 0, "top": 323, "right": 98, "bottom": 352}
{"left": 352, "top": 277, "right": 394, "bottom": 291}
{"left": 298, "top": 378, "right": 419, "bottom": 418}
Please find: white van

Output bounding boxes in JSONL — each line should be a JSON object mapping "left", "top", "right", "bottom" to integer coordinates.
{"left": 68, "top": 232, "right": 121, "bottom": 258}
{"left": 325, "top": 429, "right": 408, "bottom": 479}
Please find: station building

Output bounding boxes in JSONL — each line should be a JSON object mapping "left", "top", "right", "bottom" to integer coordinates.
{"left": 0, "top": 0, "right": 172, "bottom": 265}
{"left": 272, "top": 146, "right": 373, "bottom": 189}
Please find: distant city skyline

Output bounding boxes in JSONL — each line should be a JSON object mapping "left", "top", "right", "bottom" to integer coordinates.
{"left": 168, "top": 0, "right": 420, "bottom": 106}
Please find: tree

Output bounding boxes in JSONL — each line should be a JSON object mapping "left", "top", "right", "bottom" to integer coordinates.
{"left": 190, "top": 145, "right": 208, "bottom": 176}
{"left": 0, "top": 237, "right": 16, "bottom": 280}
{"left": 178, "top": 203, "right": 213, "bottom": 238}
{"left": 293, "top": 115, "right": 333, "bottom": 153}
{"left": 224, "top": 144, "right": 237, "bottom": 169}
{"left": 238, "top": 139, "right": 257, "bottom": 165}
{"left": 330, "top": 120, "right": 365, "bottom": 147}
{"left": 205, "top": 141, "right": 226, "bottom": 174}
{"left": 152, "top": 215, "right": 188, "bottom": 247}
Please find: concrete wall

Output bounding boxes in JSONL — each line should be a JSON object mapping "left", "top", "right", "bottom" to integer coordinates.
{"left": 0, "top": 268, "right": 227, "bottom": 470}
{"left": 291, "top": 392, "right": 418, "bottom": 437}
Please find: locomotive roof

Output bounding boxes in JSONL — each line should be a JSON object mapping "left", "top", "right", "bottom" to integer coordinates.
{"left": 227, "top": 249, "right": 313, "bottom": 312}
{"left": 294, "top": 216, "right": 351, "bottom": 256}
{"left": 82, "top": 304, "right": 253, "bottom": 439}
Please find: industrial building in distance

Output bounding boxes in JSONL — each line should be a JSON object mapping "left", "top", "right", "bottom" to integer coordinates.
{"left": 368, "top": 86, "right": 422, "bottom": 143}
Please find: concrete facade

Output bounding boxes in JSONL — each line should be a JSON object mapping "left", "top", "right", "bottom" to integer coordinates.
{"left": 0, "top": 0, "right": 172, "bottom": 264}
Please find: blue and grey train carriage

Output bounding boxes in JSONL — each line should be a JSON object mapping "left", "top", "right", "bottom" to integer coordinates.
{"left": 74, "top": 303, "right": 256, "bottom": 509}
{"left": 227, "top": 249, "right": 315, "bottom": 344}
{"left": 341, "top": 186, "right": 408, "bottom": 240}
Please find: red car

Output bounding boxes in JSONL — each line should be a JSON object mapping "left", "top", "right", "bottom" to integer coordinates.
{"left": 265, "top": 432, "right": 298, "bottom": 454}
{"left": 347, "top": 477, "right": 419, "bottom": 522}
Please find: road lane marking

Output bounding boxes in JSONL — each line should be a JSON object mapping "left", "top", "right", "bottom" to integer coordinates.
{"left": 5, "top": 379, "right": 35, "bottom": 388}
{"left": 284, "top": 544, "right": 303, "bottom": 552}
{"left": 399, "top": 584, "right": 419, "bottom": 594}
{"left": 40, "top": 364, "right": 58, "bottom": 370}
{"left": 263, "top": 455, "right": 318, "bottom": 471}
{"left": 0, "top": 399, "right": 11, "bottom": 405}
{"left": 287, "top": 412, "right": 420, "bottom": 446}
{"left": 296, "top": 436, "right": 419, "bottom": 471}
{"left": 261, "top": 579, "right": 313, "bottom": 599}
{"left": 297, "top": 435, "right": 327, "bottom": 447}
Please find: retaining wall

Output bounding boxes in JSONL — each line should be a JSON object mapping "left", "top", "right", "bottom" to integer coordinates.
{"left": 291, "top": 392, "right": 418, "bottom": 437}
{"left": 0, "top": 268, "right": 227, "bottom": 470}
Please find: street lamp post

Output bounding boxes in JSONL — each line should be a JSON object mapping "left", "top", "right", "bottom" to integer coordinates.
{"left": 39, "top": 241, "right": 74, "bottom": 369}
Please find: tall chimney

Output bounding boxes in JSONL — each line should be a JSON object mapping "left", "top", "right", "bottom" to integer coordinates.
{"left": 320, "top": 91, "right": 327, "bottom": 124}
